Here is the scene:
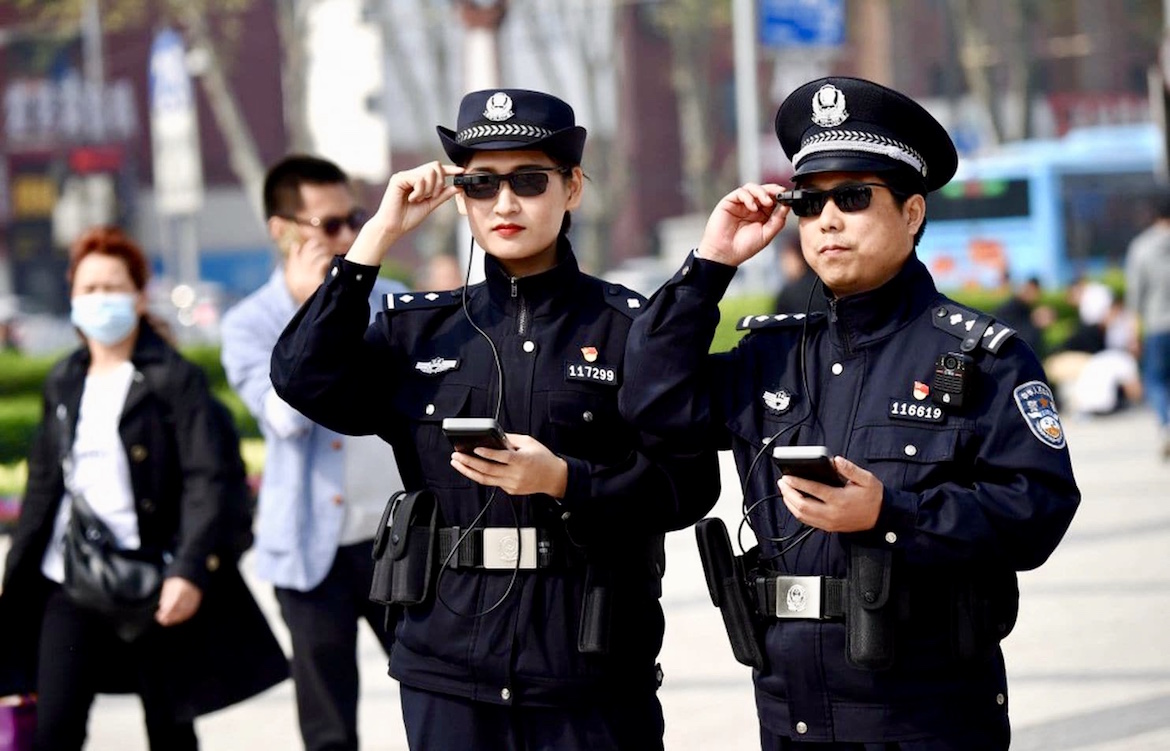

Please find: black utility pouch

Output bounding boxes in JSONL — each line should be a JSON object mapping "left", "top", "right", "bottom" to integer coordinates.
{"left": 369, "top": 489, "right": 439, "bottom": 607}
{"left": 695, "top": 517, "right": 767, "bottom": 671}
{"left": 577, "top": 563, "right": 612, "bottom": 655}
{"left": 845, "top": 545, "right": 896, "bottom": 671}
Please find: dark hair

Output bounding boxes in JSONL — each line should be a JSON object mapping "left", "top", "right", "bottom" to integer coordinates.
{"left": 1155, "top": 192, "right": 1170, "bottom": 221}
{"left": 67, "top": 226, "right": 150, "bottom": 291}
{"left": 881, "top": 170, "right": 929, "bottom": 248}
{"left": 263, "top": 155, "right": 350, "bottom": 219}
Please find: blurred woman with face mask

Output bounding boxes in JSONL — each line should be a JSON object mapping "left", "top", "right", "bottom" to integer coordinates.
{"left": 0, "top": 226, "right": 287, "bottom": 751}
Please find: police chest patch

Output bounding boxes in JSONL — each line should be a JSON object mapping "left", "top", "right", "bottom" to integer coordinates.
{"left": 763, "top": 389, "right": 794, "bottom": 414}
{"left": 415, "top": 357, "right": 460, "bottom": 375}
{"left": 1013, "top": 380, "right": 1066, "bottom": 449}
{"left": 565, "top": 362, "right": 618, "bottom": 386}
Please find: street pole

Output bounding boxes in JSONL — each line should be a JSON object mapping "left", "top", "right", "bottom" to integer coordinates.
{"left": 457, "top": 0, "right": 507, "bottom": 285}
{"left": 733, "top": 0, "right": 760, "bottom": 185}
{"left": 82, "top": 0, "right": 104, "bottom": 94}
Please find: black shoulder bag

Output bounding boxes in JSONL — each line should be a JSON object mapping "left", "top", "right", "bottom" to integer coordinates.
{"left": 56, "top": 395, "right": 166, "bottom": 642}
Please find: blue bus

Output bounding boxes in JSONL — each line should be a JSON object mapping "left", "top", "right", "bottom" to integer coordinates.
{"left": 917, "top": 123, "right": 1164, "bottom": 290}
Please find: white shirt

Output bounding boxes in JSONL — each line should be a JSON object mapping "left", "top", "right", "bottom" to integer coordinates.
{"left": 41, "top": 362, "right": 139, "bottom": 583}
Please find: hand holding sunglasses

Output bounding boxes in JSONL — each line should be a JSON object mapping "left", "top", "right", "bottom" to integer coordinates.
{"left": 776, "top": 182, "right": 903, "bottom": 217}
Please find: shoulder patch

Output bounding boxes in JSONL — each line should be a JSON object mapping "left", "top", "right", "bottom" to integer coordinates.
{"left": 383, "top": 289, "right": 463, "bottom": 313}
{"left": 1013, "top": 380, "right": 1066, "bottom": 449}
{"left": 930, "top": 302, "right": 1015, "bottom": 354}
{"left": 736, "top": 312, "right": 826, "bottom": 331}
{"left": 602, "top": 283, "right": 647, "bottom": 319}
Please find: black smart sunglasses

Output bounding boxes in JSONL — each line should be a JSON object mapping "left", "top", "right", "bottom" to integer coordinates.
{"left": 453, "top": 167, "right": 570, "bottom": 200}
{"left": 281, "top": 207, "right": 368, "bottom": 237}
{"left": 776, "top": 182, "right": 901, "bottom": 218}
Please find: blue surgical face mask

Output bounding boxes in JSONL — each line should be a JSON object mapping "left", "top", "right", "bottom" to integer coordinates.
{"left": 70, "top": 292, "right": 140, "bottom": 345}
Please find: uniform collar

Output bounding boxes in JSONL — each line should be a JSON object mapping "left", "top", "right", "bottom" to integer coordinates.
{"left": 828, "top": 253, "right": 938, "bottom": 349}
{"left": 483, "top": 235, "right": 579, "bottom": 315}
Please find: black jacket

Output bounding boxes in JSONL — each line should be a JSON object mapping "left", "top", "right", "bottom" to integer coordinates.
{"left": 272, "top": 242, "right": 719, "bottom": 706}
{"left": 620, "top": 253, "right": 1081, "bottom": 746}
{"left": 0, "top": 324, "right": 287, "bottom": 718}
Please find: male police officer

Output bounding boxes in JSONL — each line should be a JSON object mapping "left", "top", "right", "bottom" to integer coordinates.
{"left": 620, "top": 77, "right": 1081, "bottom": 749}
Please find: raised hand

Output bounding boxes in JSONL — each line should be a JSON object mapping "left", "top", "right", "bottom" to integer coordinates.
{"left": 284, "top": 233, "right": 335, "bottom": 304}
{"left": 347, "top": 161, "right": 464, "bottom": 266}
{"left": 696, "top": 182, "right": 790, "bottom": 267}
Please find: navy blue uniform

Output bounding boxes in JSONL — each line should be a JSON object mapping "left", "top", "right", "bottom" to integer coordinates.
{"left": 620, "top": 252, "right": 1080, "bottom": 748}
{"left": 271, "top": 242, "right": 718, "bottom": 749}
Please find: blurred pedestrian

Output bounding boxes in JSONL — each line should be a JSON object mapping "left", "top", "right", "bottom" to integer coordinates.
{"left": 772, "top": 233, "right": 828, "bottom": 314}
{"left": 416, "top": 251, "right": 465, "bottom": 291}
{"left": 220, "top": 155, "right": 405, "bottom": 751}
{"left": 1125, "top": 193, "right": 1170, "bottom": 459}
{"left": 993, "top": 273, "right": 1052, "bottom": 358}
{"left": 0, "top": 226, "right": 287, "bottom": 751}
{"left": 270, "top": 89, "right": 717, "bottom": 751}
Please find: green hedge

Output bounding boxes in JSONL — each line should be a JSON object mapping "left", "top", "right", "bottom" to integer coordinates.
{"left": 0, "top": 345, "right": 258, "bottom": 466}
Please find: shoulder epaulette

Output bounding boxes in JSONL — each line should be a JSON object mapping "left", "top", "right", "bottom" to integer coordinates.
{"left": 736, "top": 312, "right": 826, "bottom": 331}
{"left": 930, "top": 301, "right": 1016, "bottom": 354}
{"left": 383, "top": 289, "right": 464, "bottom": 313}
{"left": 602, "top": 283, "right": 647, "bottom": 319}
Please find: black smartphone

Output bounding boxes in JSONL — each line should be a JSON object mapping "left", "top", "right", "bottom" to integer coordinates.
{"left": 441, "top": 417, "right": 512, "bottom": 455}
{"left": 771, "top": 445, "right": 845, "bottom": 487}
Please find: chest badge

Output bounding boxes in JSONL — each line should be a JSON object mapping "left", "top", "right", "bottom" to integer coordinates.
{"left": 763, "top": 389, "right": 793, "bottom": 414}
{"left": 1013, "top": 380, "right": 1066, "bottom": 449}
{"left": 581, "top": 346, "right": 598, "bottom": 363}
{"left": 913, "top": 381, "right": 930, "bottom": 401}
{"left": 415, "top": 357, "right": 460, "bottom": 376}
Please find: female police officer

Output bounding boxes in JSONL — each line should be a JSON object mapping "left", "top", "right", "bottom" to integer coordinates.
{"left": 619, "top": 77, "right": 1081, "bottom": 750}
{"left": 270, "top": 89, "right": 717, "bottom": 750}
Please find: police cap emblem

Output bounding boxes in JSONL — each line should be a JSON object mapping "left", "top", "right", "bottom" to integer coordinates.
{"left": 483, "top": 92, "right": 514, "bottom": 122}
{"left": 810, "top": 84, "right": 849, "bottom": 128}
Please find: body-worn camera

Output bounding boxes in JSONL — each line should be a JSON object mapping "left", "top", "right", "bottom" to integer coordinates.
{"left": 931, "top": 352, "right": 973, "bottom": 408}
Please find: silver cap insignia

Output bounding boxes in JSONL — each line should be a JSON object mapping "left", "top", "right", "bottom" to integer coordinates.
{"left": 483, "top": 92, "right": 514, "bottom": 122}
{"left": 810, "top": 84, "right": 849, "bottom": 128}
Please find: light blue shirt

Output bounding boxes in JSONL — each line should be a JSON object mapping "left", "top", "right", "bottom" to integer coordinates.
{"left": 221, "top": 268, "right": 406, "bottom": 591}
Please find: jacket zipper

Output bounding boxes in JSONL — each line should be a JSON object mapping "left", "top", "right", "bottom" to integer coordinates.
{"left": 511, "top": 276, "right": 529, "bottom": 336}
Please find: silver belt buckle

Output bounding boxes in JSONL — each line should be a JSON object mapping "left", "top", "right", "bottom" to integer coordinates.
{"left": 772, "top": 575, "right": 824, "bottom": 619}
{"left": 481, "top": 527, "right": 538, "bottom": 570}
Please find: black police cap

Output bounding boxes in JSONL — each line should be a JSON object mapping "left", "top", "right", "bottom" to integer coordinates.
{"left": 775, "top": 76, "right": 957, "bottom": 193}
{"left": 437, "top": 89, "right": 587, "bottom": 167}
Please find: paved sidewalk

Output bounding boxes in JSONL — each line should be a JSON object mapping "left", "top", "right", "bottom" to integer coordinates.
{"left": 48, "top": 408, "right": 1170, "bottom": 748}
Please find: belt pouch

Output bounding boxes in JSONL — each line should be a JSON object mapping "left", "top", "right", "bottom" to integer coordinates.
{"left": 577, "top": 563, "right": 612, "bottom": 654}
{"left": 695, "top": 517, "right": 766, "bottom": 671}
{"left": 846, "top": 545, "right": 895, "bottom": 671}
{"left": 369, "top": 489, "right": 439, "bottom": 607}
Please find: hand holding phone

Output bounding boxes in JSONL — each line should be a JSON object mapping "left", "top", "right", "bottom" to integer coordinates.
{"left": 442, "top": 417, "right": 513, "bottom": 456}
{"left": 771, "top": 445, "right": 845, "bottom": 488}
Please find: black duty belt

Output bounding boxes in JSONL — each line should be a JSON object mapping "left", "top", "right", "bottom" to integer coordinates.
{"left": 755, "top": 574, "right": 846, "bottom": 621}
{"left": 438, "top": 526, "right": 556, "bottom": 570}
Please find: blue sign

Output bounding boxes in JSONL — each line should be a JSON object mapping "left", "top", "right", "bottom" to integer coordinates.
{"left": 759, "top": 0, "right": 846, "bottom": 49}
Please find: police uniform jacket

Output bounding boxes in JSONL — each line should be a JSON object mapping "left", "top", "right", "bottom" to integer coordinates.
{"left": 270, "top": 240, "right": 719, "bottom": 706}
{"left": 619, "top": 252, "right": 1081, "bottom": 744}
{"left": 0, "top": 323, "right": 288, "bottom": 717}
